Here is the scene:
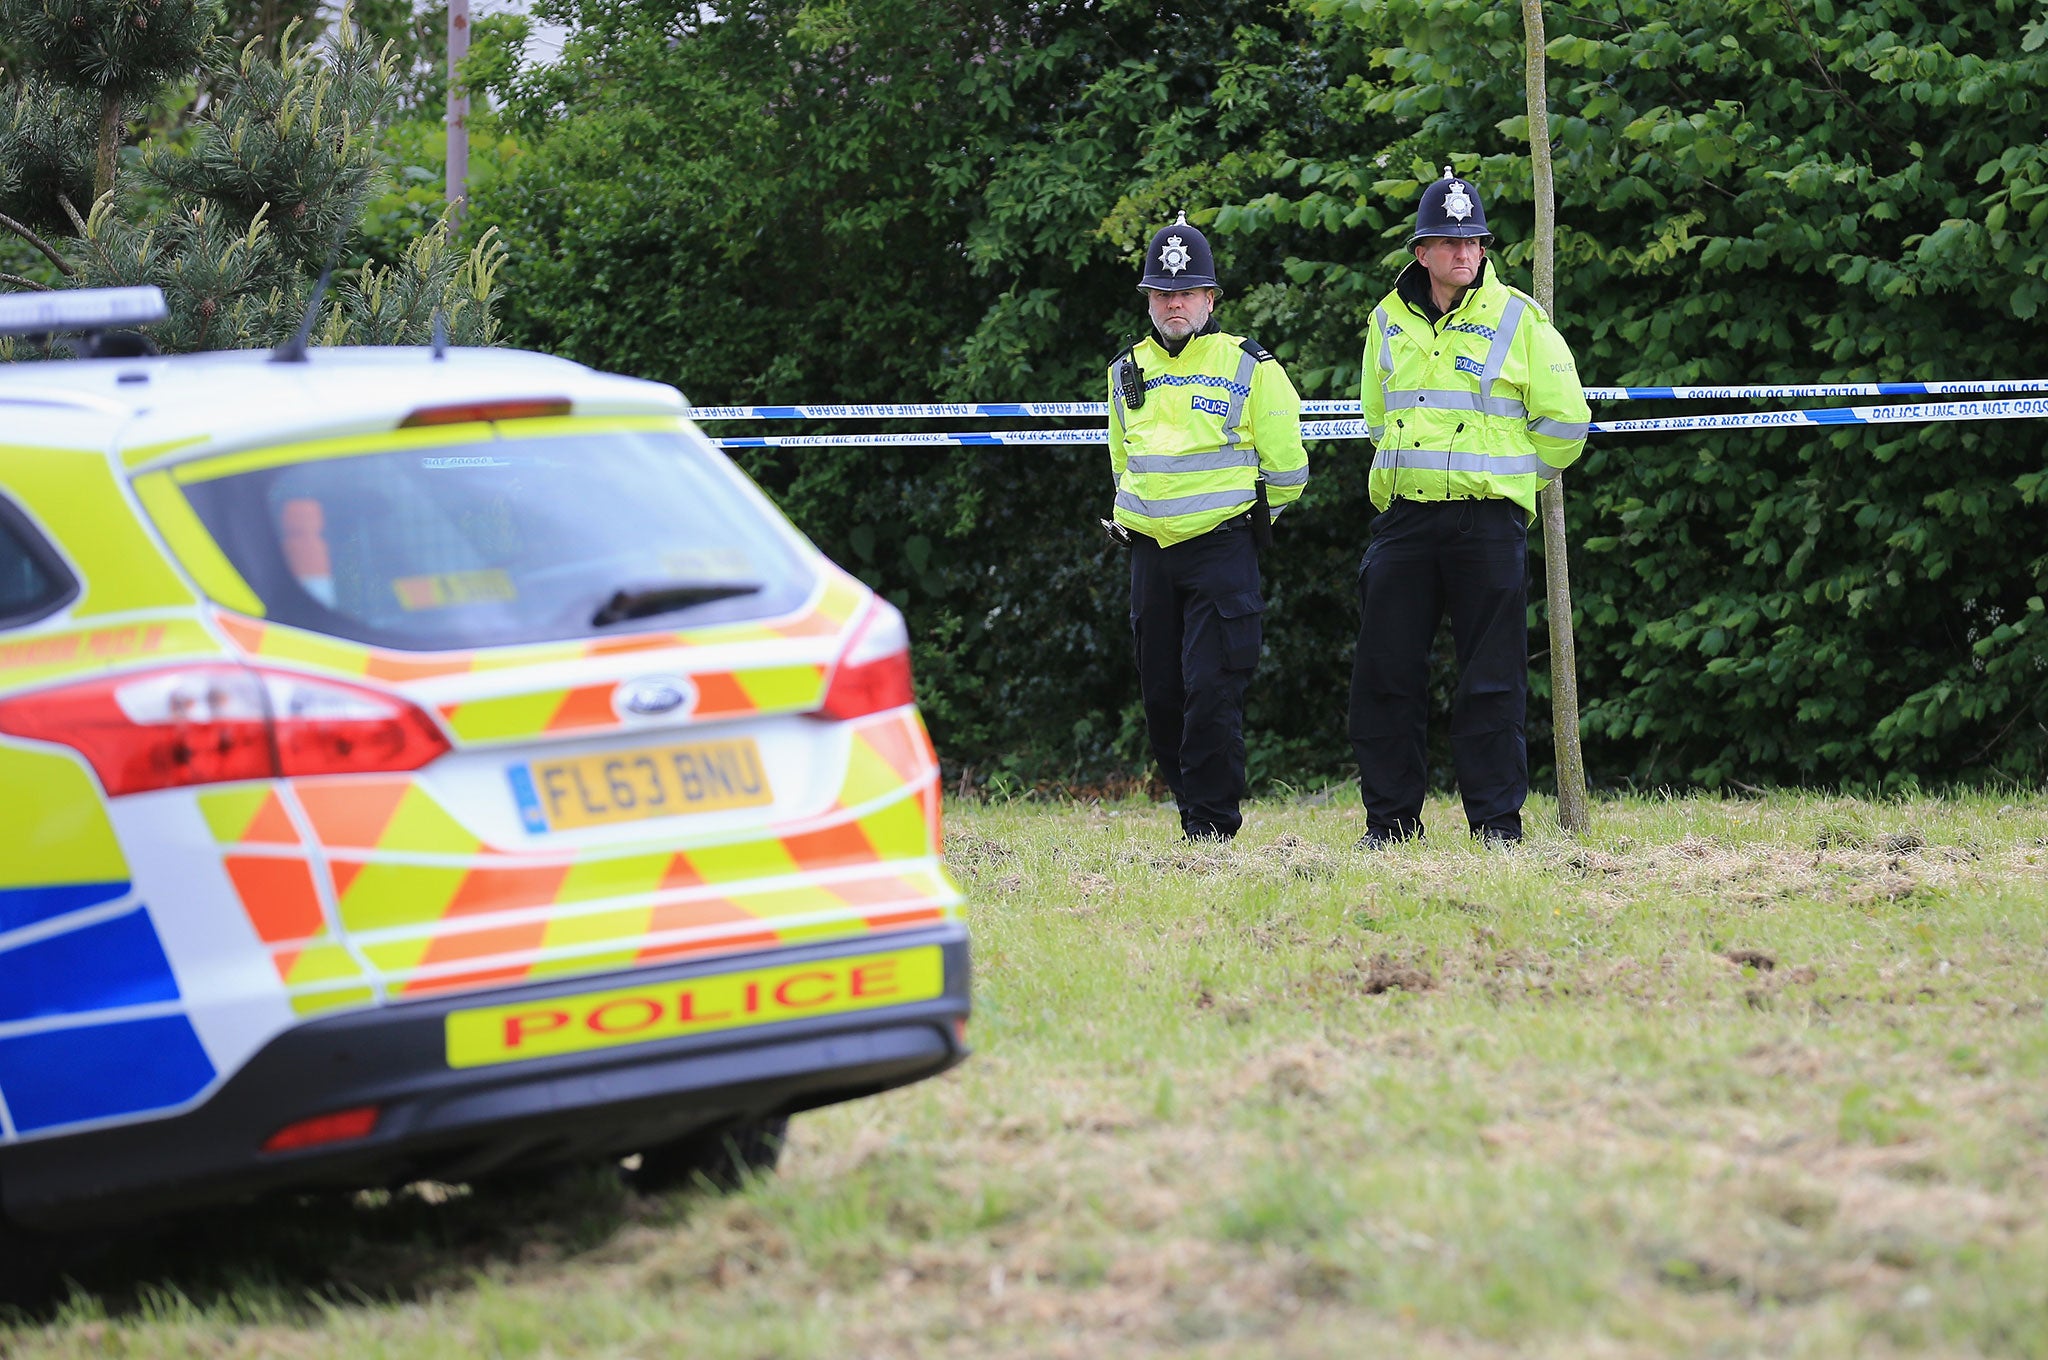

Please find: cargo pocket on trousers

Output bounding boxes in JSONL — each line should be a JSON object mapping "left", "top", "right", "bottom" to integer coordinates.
{"left": 1217, "top": 590, "right": 1265, "bottom": 672}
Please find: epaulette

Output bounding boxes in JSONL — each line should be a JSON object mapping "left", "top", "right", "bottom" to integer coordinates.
{"left": 1238, "top": 337, "right": 1275, "bottom": 363}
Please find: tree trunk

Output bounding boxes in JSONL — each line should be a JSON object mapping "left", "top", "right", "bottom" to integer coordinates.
{"left": 94, "top": 91, "right": 123, "bottom": 203}
{"left": 1520, "top": 0, "right": 1591, "bottom": 836}
{"left": 446, "top": 0, "right": 471, "bottom": 224}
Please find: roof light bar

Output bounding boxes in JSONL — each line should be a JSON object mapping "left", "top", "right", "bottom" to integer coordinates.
{"left": 0, "top": 286, "right": 168, "bottom": 339}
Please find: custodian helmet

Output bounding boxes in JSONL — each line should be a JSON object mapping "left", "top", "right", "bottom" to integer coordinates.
{"left": 1408, "top": 166, "right": 1492, "bottom": 244}
{"left": 1138, "top": 213, "right": 1220, "bottom": 291}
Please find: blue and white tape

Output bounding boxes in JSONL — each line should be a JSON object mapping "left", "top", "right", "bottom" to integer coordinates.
{"left": 1592, "top": 397, "right": 2048, "bottom": 435}
{"left": 712, "top": 399, "right": 2048, "bottom": 450}
{"left": 690, "top": 379, "right": 2048, "bottom": 423}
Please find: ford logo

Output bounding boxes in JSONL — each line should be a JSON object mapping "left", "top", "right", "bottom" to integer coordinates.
{"left": 615, "top": 675, "right": 693, "bottom": 719}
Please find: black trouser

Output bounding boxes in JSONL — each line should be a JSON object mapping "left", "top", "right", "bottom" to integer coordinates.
{"left": 1130, "top": 522, "right": 1264, "bottom": 839}
{"left": 1348, "top": 498, "right": 1529, "bottom": 840}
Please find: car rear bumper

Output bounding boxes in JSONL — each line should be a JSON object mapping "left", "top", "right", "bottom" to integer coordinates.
{"left": 0, "top": 923, "right": 969, "bottom": 1231}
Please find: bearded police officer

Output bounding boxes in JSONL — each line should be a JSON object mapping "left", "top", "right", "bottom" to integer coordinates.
{"left": 1108, "top": 214, "right": 1310, "bottom": 842}
{"left": 1350, "top": 168, "right": 1589, "bottom": 848}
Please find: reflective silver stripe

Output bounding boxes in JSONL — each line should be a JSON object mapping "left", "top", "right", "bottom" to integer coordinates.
{"left": 1366, "top": 424, "right": 1386, "bottom": 443}
{"left": 1217, "top": 348, "right": 1259, "bottom": 461}
{"left": 1384, "top": 388, "right": 1528, "bottom": 419}
{"left": 1115, "top": 486, "right": 1257, "bottom": 518}
{"left": 1479, "top": 296, "right": 1526, "bottom": 398}
{"left": 1263, "top": 463, "right": 1310, "bottom": 487}
{"left": 1374, "top": 306, "right": 1394, "bottom": 373}
{"left": 1124, "top": 447, "right": 1260, "bottom": 474}
{"left": 1371, "top": 448, "right": 1557, "bottom": 477}
{"left": 1528, "top": 416, "right": 1590, "bottom": 441}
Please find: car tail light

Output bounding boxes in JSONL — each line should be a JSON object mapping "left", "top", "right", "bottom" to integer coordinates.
{"left": 260, "top": 671, "right": 450, "bottom": 777}
{"left": 813, "top": 599, "right": 915, "bottom": 721}
{"left": 399, "top": 398, "right": 571, "bottom": 427}
{"left": 0, "top": 664, "right": 450, "bottom": 795}
{"left": 263, "top": 1104, "right": 380, "bottom": 1153}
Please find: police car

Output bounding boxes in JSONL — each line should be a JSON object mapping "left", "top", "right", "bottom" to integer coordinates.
{"left": 0, "top": 288, "right": 969, "bottom": 1250}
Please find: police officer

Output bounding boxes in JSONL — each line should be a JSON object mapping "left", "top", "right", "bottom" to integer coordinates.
{"left": 1350, "top": 168, "right": 1590, "bottom": 848}
{"left": 1108, "top": 214, "right": 1310, "bottom": 841}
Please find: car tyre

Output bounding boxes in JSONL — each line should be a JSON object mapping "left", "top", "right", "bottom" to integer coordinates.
{"left": 629, "top": 1116, "right": 788, "bottom": 1194}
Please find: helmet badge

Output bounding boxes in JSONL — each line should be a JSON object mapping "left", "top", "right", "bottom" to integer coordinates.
{"left": 1159, "top": 235, "right": 1192, "bottom": 276}
{"left": 1443, "top": 183, "right": 1474, "bottom": 222}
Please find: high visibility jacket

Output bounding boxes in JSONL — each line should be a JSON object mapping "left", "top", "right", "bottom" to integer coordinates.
{"left": 1361, "top": 260, "right": 1589, "bottom": 520}
{"left": 1108, "top": 330, "right": 1309, "bottom": 547}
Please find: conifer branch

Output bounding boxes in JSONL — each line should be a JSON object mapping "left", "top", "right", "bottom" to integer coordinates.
{"left": 0, "top": 272, "right": 56, "bottom": 292}
{"left": 0, "top": 210, "right": 75, "bottom": 276}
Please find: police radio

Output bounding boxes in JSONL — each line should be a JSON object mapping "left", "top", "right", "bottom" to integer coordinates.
{"left": 1116, "top": 350, "right": 1145, "bottom": 410}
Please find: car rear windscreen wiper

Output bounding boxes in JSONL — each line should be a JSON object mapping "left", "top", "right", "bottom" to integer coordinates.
{"left": 591, "top": 581, "right": 764, "bottom": 627}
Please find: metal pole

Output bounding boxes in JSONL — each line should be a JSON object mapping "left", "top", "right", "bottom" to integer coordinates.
{"left": 446, "top": 0, "right": 471, "bottom": 224}
{"left": 1521, "top": 0, "right": 1591, "bottom": 836}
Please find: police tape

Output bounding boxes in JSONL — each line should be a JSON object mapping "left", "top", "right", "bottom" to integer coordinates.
{"left": 710, "top": 398, "right": 2048, "bottom": 449}
{"left": 1591, "top": 397, "right": 2048, "bottom": 435}
{"left": 689, "top": 379, "right": 2048, "bottom": 423}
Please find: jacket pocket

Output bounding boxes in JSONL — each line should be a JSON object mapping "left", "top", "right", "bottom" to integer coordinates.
{"left": 1216, "top": 590, "right": 1265, "bottom": 671}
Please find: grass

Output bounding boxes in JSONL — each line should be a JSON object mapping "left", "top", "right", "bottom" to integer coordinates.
{"left": 5, "top": 789, "right": 2048, "bottom": 1357}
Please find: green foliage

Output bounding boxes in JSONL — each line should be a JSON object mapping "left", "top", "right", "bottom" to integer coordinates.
{"left": 477, "top": 0, "right": 1328, "bottom": 782}
{"left": 2, "top": 4, "right": 502, "bottom": 353}
{"left": 357, "top": 114, "right": 525, "bottom": 270}
{"left": 145, "top": 16, "right": 398, "bottom": 270}
{"left": 0, "top": 74, "right": 97, "bottom": 234}
{"left": 1224, "top": 0, "right": 2048, "bottom": 789}
{"left": 352, "top": 0, "right": 451, "bottom": 113}
{"left": 65, "top": 193, "right": 302, "bottom": 350}
{"left": 322, "top": 219, "right": 503, "bottom": 346}
{"left": 2, "top": 0, "right": 221, "bottom": 100}
{"left": 477, "top": 0, "right": 2048, "bottom": 791}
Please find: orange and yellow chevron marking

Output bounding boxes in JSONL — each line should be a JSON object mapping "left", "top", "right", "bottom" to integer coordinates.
{"left": 824, "top": 873, "right": 932, "bottom": 910}
{"left": 634, "top": 930, "right": 782, "bottom": 966}
{"left": 293, "top": 776, "right": 412, "bottom": 849}
{"left": 437, "top": 665, "right": 826, "bottom": 743}
{"left": 354, "top": 856, "right": 961, "bottom": 999}
{"left": 771, "top": 571, "right": 867, "bottom": 638}
{"left": 273, "top": 941, "right": 364, "bottom": 988}
{"left": 435, "top": 682, "right": 612, "bottom": 742}
{"left": 853, "top": 793, "right": 933, "bottom": 861}
{"left": 405, "top": 920, "right": 553, "bottom": 995}
{"left": 198, "top": 787, "right": 302, "bottom": 845}
{"left": 291, "top": 986, "right": 376, "bottom": 1016}
{"left": 677, "top": 836, "right": 801, "bottom": 885}
{"left": 295, "top": 780, "right": 481, "bottom": 855}
{"left": 779, "top": 820, "right": 878, "bottom": 871}
{"left": 337, "top": 861, "right": 471, "bottom": 935}
{"left": 834, "top": 712, "right": 938, "bottom": 809}
{"left": 213, "top": 572, "right": 864, "bottom": 691}
{"left": 446, "top": 863, "right": 574, "bottom": 917}
{"left": 223, "top": 855, "right": 326, "bottom": 943}
{"left": 218, "top": 614, "right": 480, "bottom": 681}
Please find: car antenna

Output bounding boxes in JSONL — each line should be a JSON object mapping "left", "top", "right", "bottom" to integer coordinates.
{"left": 269, "top": 265, "right": 333, "bottom": 364}
{"left": 270, "top": 228, "right": 350, "bottom": 365}
{"left": 431, "top": 307, "right": 448, "bottom": 360}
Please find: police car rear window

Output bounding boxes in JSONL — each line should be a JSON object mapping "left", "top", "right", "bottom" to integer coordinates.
{"left": 0, "top": 497, "right": 77, "bottom": 629}
{"left": 175, "top": 429, "right": 815, "bottom": 651}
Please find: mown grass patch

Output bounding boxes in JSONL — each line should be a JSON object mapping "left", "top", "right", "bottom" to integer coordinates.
{"left": 4, "top": 790, "right": 2046, "bottom": 1358}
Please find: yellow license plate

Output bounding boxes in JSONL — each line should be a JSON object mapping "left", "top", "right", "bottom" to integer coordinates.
{"left": 445, "top": 946, "right": 944, "bottom": 1068}
{"left": 510, "top": 737, "right": 773, "bottom": 832}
